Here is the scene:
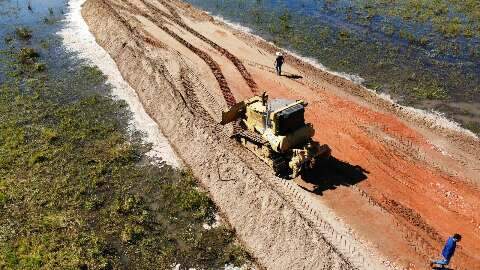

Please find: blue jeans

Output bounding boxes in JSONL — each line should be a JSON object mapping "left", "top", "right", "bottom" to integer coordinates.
{"left": 432, "top": 257, "right": 449, "bottom": 265}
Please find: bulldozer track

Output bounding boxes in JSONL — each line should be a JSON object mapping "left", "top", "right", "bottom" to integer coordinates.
{"left": 157, "top": 0, "right": 182, "bottom": 20}
{"left": 117, "top": 0, "right": 238, "bottom": 108}
{"left": 236, "top": 129, "right": 267, "bottom": 145}
{"left": 100, "top": 0, "right": 208, "bottom": 125}
{"left": 143, "top": 0, "right": 259, "bottom": 94}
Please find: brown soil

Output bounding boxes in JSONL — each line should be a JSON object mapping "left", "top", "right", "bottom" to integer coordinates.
{"left": 81, "top": 0, "right": 480, "bottom": 269}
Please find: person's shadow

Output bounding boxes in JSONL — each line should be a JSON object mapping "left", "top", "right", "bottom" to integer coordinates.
{"left": 432, "top": 267, "right": 453, "bottom": 270}
{"left": 283, "top": 74, "right": 303, "bottom": 79}
{"left": 299, "top": 155, "right": 369, "bottom": 195}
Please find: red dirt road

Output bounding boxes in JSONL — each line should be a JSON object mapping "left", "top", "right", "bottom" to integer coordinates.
{"left": 93, "top": 0, "right": 480, "bottom": 268}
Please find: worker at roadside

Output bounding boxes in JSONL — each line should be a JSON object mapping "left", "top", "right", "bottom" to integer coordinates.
{"left": 274, "top": 52, "right": 284, "bottom": 76}
{"left": 430, "top": 233, "right": 461, "bottom": 268}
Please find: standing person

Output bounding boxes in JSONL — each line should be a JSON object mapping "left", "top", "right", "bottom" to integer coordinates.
{"left": 430, "top": 234, "right": 461, "bottom": 268}
{"left": 274, "top": 52, "right": 284, "bottom": 76}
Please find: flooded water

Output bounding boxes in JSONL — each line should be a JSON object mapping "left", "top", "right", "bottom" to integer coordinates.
{"left": 0, "top": 0, "right": 180, "bottom": 166}
{"left": 0, "top": 0, "right": 69, "bottom": 82}
{"left": 184, "top": 0, "right": 480, "bottom": 135}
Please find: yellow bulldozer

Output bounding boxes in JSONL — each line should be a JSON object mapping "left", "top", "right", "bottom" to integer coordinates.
{"left": 221, "top": 92, "right": 331, "bottom": 178}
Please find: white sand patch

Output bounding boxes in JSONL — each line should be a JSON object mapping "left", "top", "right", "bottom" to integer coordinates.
{"left": 202, "top": 213, "right": 222, "bottom": 230}
{"left": 210, "top": 14, "right": 478, "bottom": 140}
{"left": 210, "top": 14, "right": 252, "bottom": 34}
{"left": 224, "top": 263, "right": 254, "bottom": 270}
{"left": 58, "top": 0, "right": 181, "bottom": 167}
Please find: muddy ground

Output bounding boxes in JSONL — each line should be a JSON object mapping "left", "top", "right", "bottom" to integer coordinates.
{"left": 81, "top": 0, "right": 480, "bottom": 269}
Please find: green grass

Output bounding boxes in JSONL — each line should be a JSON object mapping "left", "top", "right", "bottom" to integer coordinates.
{"left": 0, "top": 29, "right": 250, "bottom": 269}
{"left": 356, "top": 0, "right": 480, "bottom": 39}
{"left": 411, "top": 84, "right": 449, "bottom": 100}
{"left": 17, "top": 47, "right": 39, "bottom": 63}
{"left": 464, "top": 122, "right": 480, "bottom": 135}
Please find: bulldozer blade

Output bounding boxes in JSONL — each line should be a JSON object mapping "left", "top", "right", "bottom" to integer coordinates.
{"left": 221, "top": 101, "right": 246, "bottom": 125}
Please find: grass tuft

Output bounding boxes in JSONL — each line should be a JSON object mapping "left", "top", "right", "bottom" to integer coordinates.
{"left": 17, "top": 47, "right": 39, "bottom": 64}
{"left": 15, "top": 27, "right": 32, "bottom": 40}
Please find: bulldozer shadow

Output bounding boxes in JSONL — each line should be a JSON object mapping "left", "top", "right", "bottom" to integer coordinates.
{"left": 298, "top": 156, "right": 369, "bottom": 195}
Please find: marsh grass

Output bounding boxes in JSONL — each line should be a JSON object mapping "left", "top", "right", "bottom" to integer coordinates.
{"left": 464, "top": 122, "right": 480, "bottom": 134}
{"left": 412, "top": 84, "right": 449, "bottom": 100}
{"left": 43, "top": 16, "right": 58, "bottom": 25}
{"left": 17, "top": 47, "right": 39, "bottom": 63}
{"left": 15, "top": 27, "right": 32, "bottom": 40}
{"left": 358, "top": 0, "right": 480, "bottom": 39}
{"left": 0, "top": 28, "right": 250, "bottom": 269}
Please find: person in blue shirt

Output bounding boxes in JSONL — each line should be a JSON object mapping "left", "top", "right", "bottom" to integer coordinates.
{"left": 430, "top": 233, "right": 462, "bottom": 267}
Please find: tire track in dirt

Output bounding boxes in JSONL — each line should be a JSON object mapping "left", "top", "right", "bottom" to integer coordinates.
{"left": 339, "top": 122, "right": 479, "bottom": 269}
{"left": 157, "top": 0, "right": 182, "bottom": 21}
{"left": 117, "top": 0, "right": 246, "bottom": 133}
{"left": 117, "top": 0, "right": 238, "bottom": 108}
{"left": 144, "top": 0, "right": 259, "bottom": 94}
{"left": 100, "top": 0, "right": 213, "bottom": 124}
{"left": 102, "top": 0, "right": 243, "bottom": 156}
{"left": 105, "top": 0, "right": 235, "bottom": 134}
{"left": 352, "top": 161, "right": 474, "bottom": 269}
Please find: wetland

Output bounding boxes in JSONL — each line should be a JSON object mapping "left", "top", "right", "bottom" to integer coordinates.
{"left": 0, "top": 0, "right": 250, "bottom": 269}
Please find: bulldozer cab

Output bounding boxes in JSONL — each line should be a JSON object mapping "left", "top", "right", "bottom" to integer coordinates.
{"left": 220, "top": 92, "right": 308, "bottom": 136}
{"left": 268, "top": 99, "right": 306, "bottom": 136}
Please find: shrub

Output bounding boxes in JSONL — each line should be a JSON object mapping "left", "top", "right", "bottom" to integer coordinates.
{"left": 464, "top": 122, "right": 480, "bottom": 135}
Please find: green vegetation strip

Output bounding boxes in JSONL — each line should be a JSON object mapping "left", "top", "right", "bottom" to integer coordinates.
{"left": 0, "top": 28, "right": 248, "bottom": 269}
{"left": 355, "top": 0, "right": 480, "bottom": 39}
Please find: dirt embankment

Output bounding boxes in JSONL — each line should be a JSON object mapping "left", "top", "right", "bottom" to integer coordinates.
{"left": 81, "top": 0, "right": 368, "bottom": 269}
{"left": 82, "top": 0, "right": 480, "bottom": 269}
